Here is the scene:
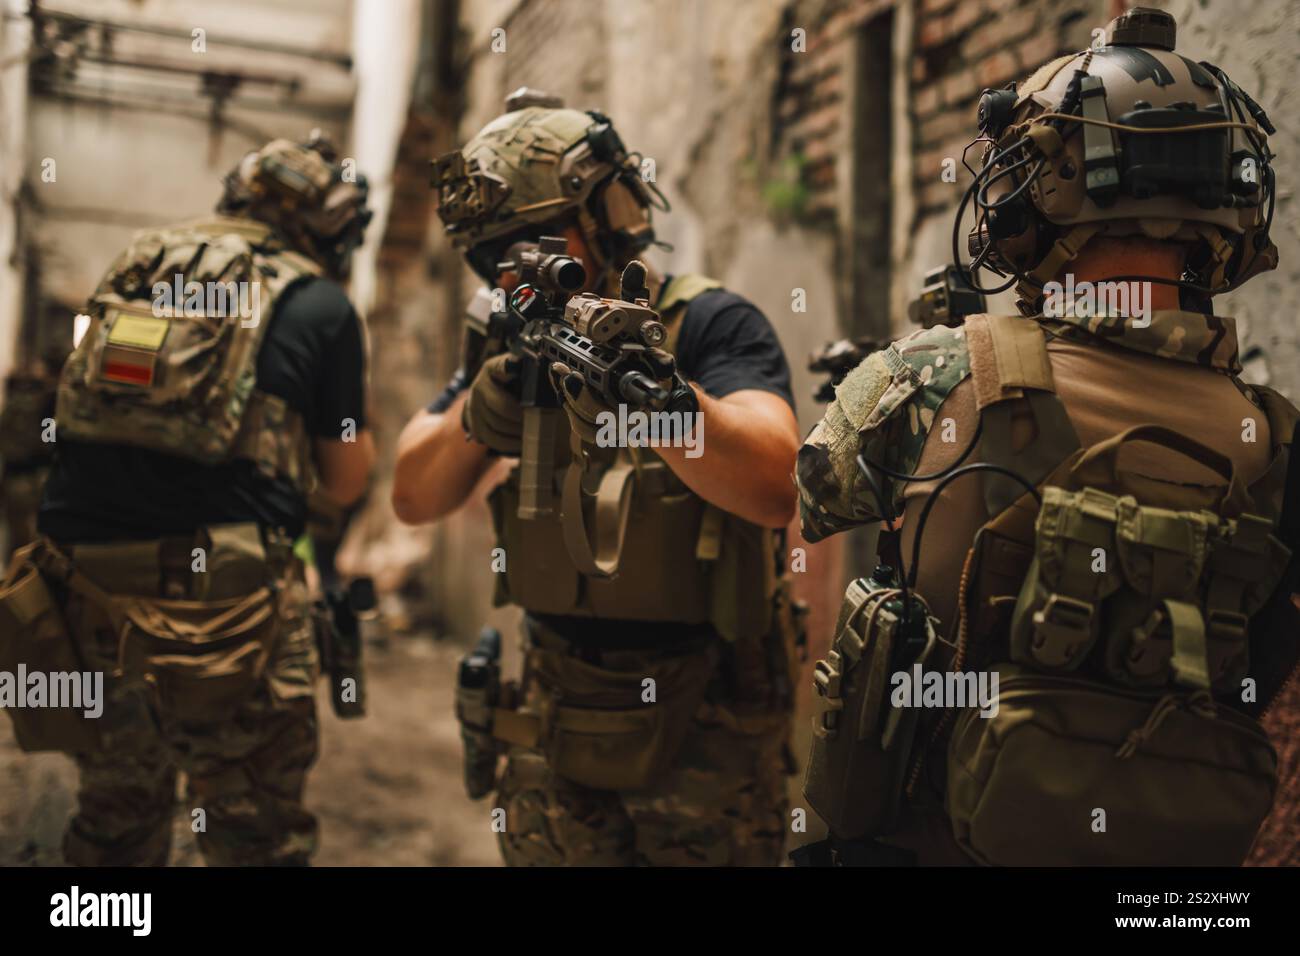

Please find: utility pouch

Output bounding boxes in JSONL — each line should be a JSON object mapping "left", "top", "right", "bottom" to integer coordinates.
{"left": 1009, "top": 487, "right": 1122, "bottom": 672}
{"left": 527, "top": 640, "right": 717, "bottom": 791}
{"left": 0, "top": 544, "right": 100, "bottom": 753}
{"left": 946, "top": 668, "right": 1277, "bottom": 865}
{"left": 119, "top": 588, "right": 278, "bottom": 723}
{"left": 803, "top": 569, "right": 937, "bottom": 839}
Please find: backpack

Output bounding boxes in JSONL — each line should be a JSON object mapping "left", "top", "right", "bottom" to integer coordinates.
{"left": 55, "top": 217, "right": 320, "bottom": 492}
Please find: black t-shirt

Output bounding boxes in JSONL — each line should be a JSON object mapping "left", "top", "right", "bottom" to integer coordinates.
{"left": 427, "top": 281, "right": 795, "bottom": 413}
{"left": 38, "top": 276, "right": 367, "bottom": 543}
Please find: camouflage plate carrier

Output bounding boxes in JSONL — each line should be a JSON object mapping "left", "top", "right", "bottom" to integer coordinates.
{"left": 55, "top": 216, "right": 320, "bottom": 493}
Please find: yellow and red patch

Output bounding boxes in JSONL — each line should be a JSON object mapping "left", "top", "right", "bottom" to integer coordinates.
{"left": 98, "top": 310, "right": 170, "bottom": 388}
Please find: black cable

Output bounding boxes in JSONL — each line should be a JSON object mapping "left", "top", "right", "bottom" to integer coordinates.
{"left": 854, "top": 417, "right": 986, "bottom": 624}
{"left": 858, "top": 417, "right": 983, "bottom": 486}
{"left": 952, "top": 138, "right": 1042, "bottom": 296}
{"left": 855, "top": 453, "right": 911, "bottom": 622}
{"left": 975, "top": 155, "right": 1045, "bottom": 212}
{"left": 907, "top": 463, "right": 1042, "bottom": 589}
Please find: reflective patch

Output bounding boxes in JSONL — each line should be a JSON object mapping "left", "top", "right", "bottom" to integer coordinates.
{"left": 100, "top": 345, "right": 157, "bottom": 386}
{"left": 106, "top": 311, "right": 170, "bottom": 350}
{"left": 100, "top": 310, "right": 169, "bottom": 387}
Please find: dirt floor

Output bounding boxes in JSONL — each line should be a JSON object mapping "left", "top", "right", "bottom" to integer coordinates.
{"left": 1, "top": 633, "right": 1295, "bottom": 866}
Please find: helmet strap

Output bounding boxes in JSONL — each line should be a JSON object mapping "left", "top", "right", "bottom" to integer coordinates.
{"left": 1017, "top": 222, "right": 1103, "bottom": 308}
{"left": 1188, "top": 223, "right": 1233, "bottom": 292}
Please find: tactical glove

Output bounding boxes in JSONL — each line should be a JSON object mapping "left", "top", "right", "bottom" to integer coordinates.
{"left": 462, "top": 353, "right": 524, "bottom": 454}
{"left": 548, "top": 361, "right": 699, "bottom": 446}
{"left": 548, "top": 361, "right": 610, "bottom": 445}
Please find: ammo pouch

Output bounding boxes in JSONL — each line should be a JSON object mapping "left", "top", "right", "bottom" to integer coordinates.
{"left": 0, "top": 543, "right": 100, "bottom": 753}
{"left": 488, "top": 449, "right": 776, "bottom": 642}
{"left": 522, "top": 639, "right": 718, "bottom": 791}
{"left": 946, "top": 668, "right": 1277, "bottom": 866}
{"left": 117, "top": 589, "right": 278, "bottom": 723}
{"left": 804, "top": 572, "right": 937, "bottom": 839}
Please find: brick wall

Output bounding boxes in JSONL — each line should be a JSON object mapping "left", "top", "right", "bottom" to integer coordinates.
{"left": 770, "top": 0, "right": 1096, "bottom": 264}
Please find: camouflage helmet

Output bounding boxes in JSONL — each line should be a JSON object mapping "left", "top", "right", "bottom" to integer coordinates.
{"left": 218, "top": 132, "right": 372, "bottom": 279}
{"left": 432, "top": 88, "right": 666, "bottom": 278}
{"left": 966, "top": 7, "right": 1276, "bottom": 310}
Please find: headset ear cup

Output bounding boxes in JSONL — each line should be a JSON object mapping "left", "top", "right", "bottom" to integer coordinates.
{"left": 987, "top": 197, "right": 1030, "bottom": 240}
{"left": 994, "top": 216, "right": 1041, "bottom": 276}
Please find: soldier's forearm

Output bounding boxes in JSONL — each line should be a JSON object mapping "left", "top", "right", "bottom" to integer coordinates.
{"left": 392, "top": 394, "right": 492, "bottom": 524}
{"left": 654, "top": 386, "right": 800, "bottom": 529}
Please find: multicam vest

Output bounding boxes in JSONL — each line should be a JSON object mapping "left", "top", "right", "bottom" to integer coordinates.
{"left": 487, "top": 274, "right": 780, "bottom": 642}
{"left": 56, "top": 217, "right": 320, "bottom": 494}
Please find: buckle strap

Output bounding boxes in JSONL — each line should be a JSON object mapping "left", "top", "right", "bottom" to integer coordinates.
{"left": 1030, "top": 593, "right": 1095, "bottom": 668}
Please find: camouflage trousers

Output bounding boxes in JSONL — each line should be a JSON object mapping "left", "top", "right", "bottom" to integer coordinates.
{"left": 494, "top": 620, "right": 793, "bottom": 867}
{"left": 57, "top": 526, "right": 320, "bottom": 867}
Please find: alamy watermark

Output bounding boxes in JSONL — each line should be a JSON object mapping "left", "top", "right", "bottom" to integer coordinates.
{"left": 152, "top": 274, "right": 262, "bottom": 328}
{"left": 891, "top": 664, "right": 999, "bottom": 718}
{"left": 1042, "top": 275, "right": 1152, "bottom": 328}
{"left": 0, "top": 666, "right": 103, "bottom": 718}
{"left": 594, "top": 404, "right": 704, "bottom": 459}
{"left": 50, "top": 886, "right": 151, "bottom": 936}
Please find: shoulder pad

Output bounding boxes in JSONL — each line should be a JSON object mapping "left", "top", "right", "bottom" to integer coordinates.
{"left": 846, "top": 323, "right": 971, "bottom": 435}
{"left": 795, "top": 324, "right": 971, "bottom": 540}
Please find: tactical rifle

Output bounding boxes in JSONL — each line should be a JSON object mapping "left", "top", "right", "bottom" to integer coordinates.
{"left": 808, "top": 337, "right": 885, "bottom": 404}
{"left": 471, "top": 237, "right": 693, "bottom": 524}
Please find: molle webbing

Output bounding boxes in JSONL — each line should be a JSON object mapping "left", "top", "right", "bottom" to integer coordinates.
{"left": 492, "top": 273, "right": 776, "bottom": 638}
{"left": 558, "top": 269, "right": 724, "bottom": 581}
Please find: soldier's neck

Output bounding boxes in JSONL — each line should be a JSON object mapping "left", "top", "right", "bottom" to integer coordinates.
{"left": 1062, "top": 239, "right": 1186, "bottom": 312}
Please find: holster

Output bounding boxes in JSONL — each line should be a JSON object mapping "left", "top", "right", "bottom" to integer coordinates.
{"left": 314, "top": 587, "right": 367, "bottom": 719}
